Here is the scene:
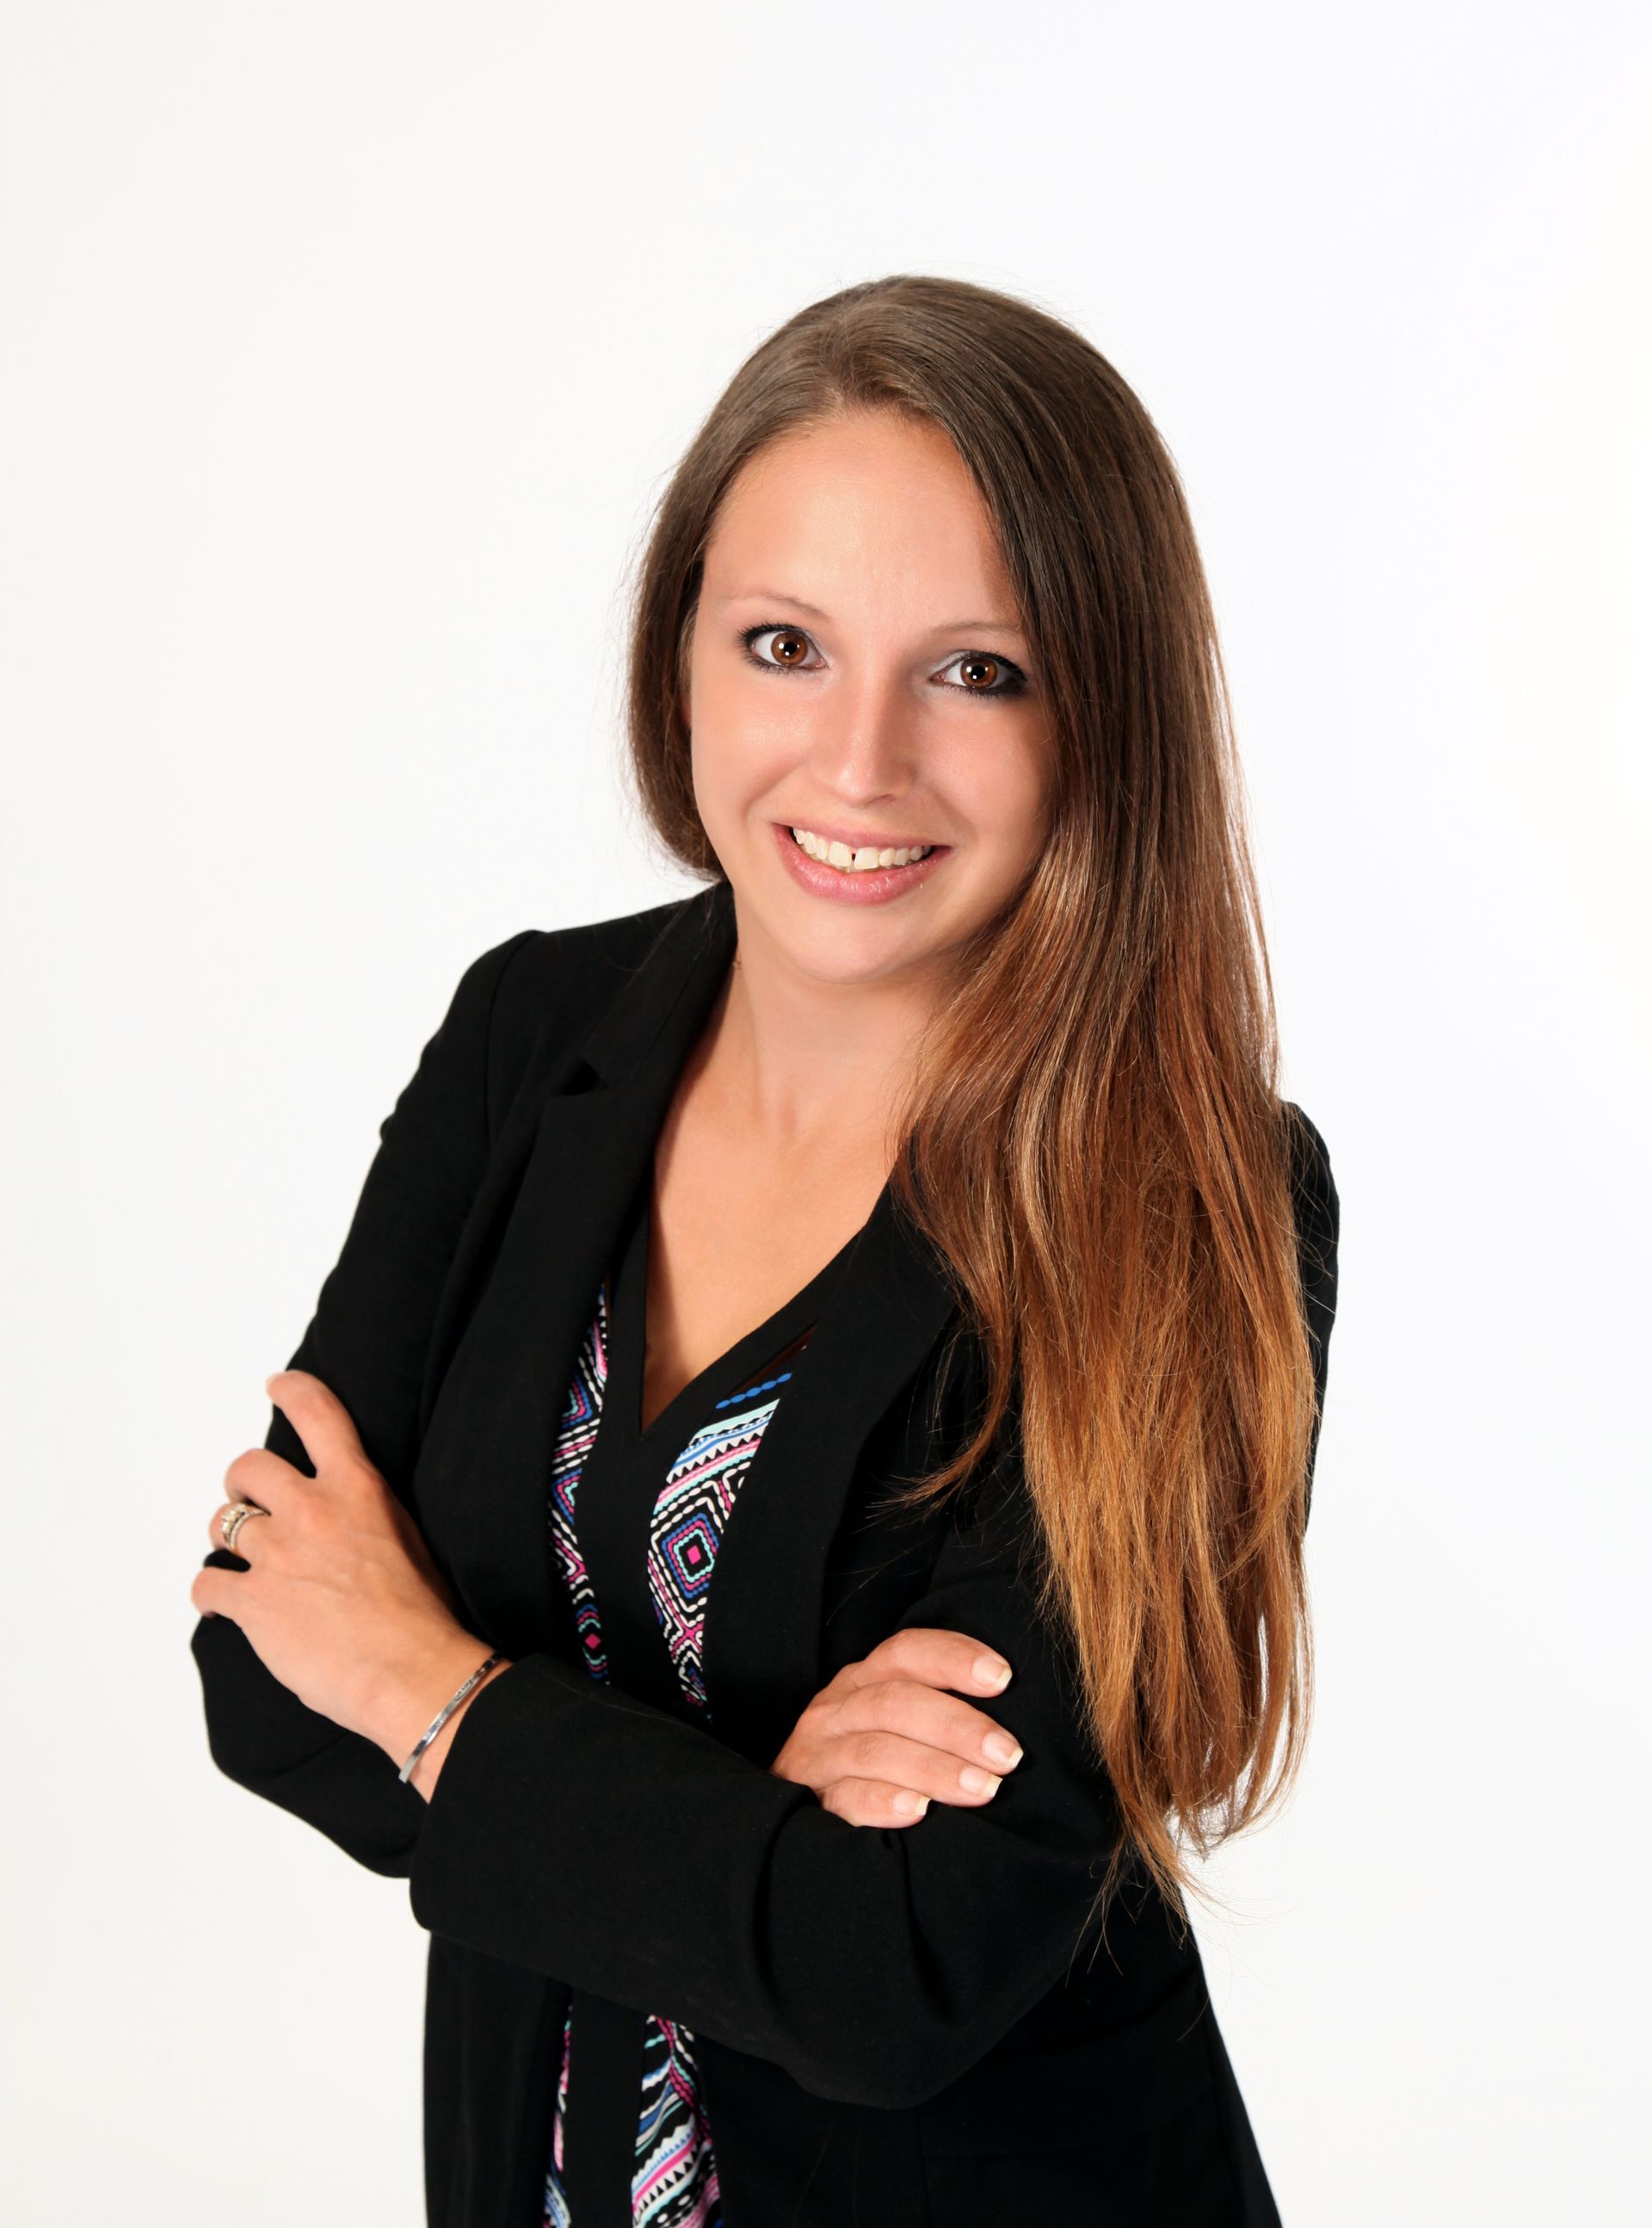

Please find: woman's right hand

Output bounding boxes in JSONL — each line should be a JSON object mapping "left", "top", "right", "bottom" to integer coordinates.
{"left": 768, "top": 1627, "right": 1023, "bottom": 1828}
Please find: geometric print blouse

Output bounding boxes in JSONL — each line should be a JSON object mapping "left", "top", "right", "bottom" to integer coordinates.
{"left": 540, "top": 1246, "right": 817, "bottom": 2228}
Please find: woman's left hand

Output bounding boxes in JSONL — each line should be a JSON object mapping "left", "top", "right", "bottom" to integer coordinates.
{"left": 190, "top": 1368, "right": 496, "bottom": 1763}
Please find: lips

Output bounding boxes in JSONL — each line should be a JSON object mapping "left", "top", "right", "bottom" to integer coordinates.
{"left": 770, "top": 819, "right": 951, "bottom": 907}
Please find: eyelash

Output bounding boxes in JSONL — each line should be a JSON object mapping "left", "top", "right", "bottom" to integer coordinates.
{"left": 738, "top": 624, "right": 1030, "bottom": 700}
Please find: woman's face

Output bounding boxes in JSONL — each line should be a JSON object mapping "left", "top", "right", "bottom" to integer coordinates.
{"left": 686, "top": 408, "right": 1053, "bottom": 994}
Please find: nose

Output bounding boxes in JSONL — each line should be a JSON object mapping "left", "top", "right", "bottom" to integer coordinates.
{"left": 804, "top": 663, "right": 919, "bottom": 807}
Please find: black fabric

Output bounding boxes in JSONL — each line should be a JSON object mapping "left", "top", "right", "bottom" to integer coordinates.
{"left": 552, "top": 1175, "right": 843, "bottom": 2218}
{"left": 190, "top": 878, "right": 1341, "bottom": 2227}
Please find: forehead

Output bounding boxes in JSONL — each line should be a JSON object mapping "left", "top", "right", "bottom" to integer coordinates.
{"left": 704, "top": 410, "right": 1013, "bottom": 608}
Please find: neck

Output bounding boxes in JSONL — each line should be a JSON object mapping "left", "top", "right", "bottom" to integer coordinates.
{"left": 703, "top": 905, "right": 940, "bottom": 1164}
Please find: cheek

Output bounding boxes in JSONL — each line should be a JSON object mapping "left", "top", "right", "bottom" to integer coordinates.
{"left": 954, "top": 725, "right": 1051, "bottom": 867}
{"left": 690, "top": 670, "right": 807, "bottom": 802}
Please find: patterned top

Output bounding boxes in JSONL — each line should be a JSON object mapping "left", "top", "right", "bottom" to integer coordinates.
{"left": 540, "top": 1217, "right": 826, "bottom": 2228}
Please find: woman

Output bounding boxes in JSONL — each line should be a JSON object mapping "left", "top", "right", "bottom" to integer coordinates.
{"left": 191, "top": 275, "right": 1340, "bottom": 2228}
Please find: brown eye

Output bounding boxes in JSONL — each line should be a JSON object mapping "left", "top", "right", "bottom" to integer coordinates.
{"left": 742, "top": 624, "right": 823, "bottom": 677}
{"left": 936, "top": 650, "right": 1027, "bottom": 699}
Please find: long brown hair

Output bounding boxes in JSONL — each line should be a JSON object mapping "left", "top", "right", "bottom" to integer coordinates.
{"left": 625, "top": 275, "right": 1320, "bottom": 1914}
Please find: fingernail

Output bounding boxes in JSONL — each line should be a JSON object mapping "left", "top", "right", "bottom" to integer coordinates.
{"left": 894, "top": 1791, "right": 929, "bottom": 1818}
{"left": 983, "top": 1731, "right": 1022, "bottom": 1770}
{"left": 974, "top": 1655, "right": 1011, "bottom": 1691}
{"left": 959, "top": 1767, "right": 1002, "bottom": 1798}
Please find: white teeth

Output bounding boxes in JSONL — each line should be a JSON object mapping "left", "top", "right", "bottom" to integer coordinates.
{"left": 790, "top": 827, "right": 934, "bottom": 873}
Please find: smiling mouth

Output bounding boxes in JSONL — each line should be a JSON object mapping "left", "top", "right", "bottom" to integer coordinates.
{"left": 788, "top": 825, "right": 938, "bottom": 873}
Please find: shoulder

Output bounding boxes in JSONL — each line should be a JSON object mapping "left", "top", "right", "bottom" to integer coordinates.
{"left": 484, "top": 890, "right": 695, "bottom": 1039}
{"left": 444, "top": 890, "right": 703, "bottom": 1130}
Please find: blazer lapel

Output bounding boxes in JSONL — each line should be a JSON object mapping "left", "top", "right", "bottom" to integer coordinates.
{"left": 412, "top": 879, "right": 741, "bottom": 1657}
{"left": 700, "top": 1183, "right": 961, "bottom": 1763}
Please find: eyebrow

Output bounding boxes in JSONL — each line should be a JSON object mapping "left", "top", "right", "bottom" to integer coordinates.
{"left": 721, "top": 589, "right": 1024, "bottom": 636}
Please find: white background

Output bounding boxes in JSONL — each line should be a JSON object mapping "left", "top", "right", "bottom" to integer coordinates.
{"left": 3, "top": 3, "right": 1649, "bottom": 2221}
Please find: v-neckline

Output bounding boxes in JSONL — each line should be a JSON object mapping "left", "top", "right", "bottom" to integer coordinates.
{"left": 607, "top": 1168, "right": 871, "bottom": 1456}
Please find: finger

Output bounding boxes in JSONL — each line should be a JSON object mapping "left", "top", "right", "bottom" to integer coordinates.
{"left": 222, "top": 1444, "right": 293, "bottom": 1513}
{"left": 839, "top": 1626, "right": 1012, "bottom": 1700}
{"left": 190, "top": 1565, "right": 248, "bottom": 1624}
{"left": 265, "top": 1368, "right": 369, "bottom": 1478}
{"left": 819, "top": 1728, "right": 1008, "bottom": 1806}
{"left": 818, "top": 1778, "right": 932, "bottom": 1829}
{"left": 206, "top": 1498, "right": 272, "bottom": 1557}
{"left": 833, "top": 1680, "right": 1024, "bottom": 1775}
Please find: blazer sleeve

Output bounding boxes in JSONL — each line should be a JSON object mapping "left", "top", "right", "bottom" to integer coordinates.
{"left": 404, "top": 1104, "right": 1344, "bottom": 2110}
{"left": 406, "top": 1447, "right": 1123, "bottom": 2111}
{"left": 188, "top": 928, "right": 537, "bottom": 1878}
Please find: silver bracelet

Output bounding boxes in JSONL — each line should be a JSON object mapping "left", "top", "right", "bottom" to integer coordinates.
{"left": 398, "top": 1651, "right": 504, "bottom": 1785}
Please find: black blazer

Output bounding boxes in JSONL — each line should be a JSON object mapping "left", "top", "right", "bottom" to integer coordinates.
{"left": 191, "top": 877, "right": 1340, "bottom": 2228}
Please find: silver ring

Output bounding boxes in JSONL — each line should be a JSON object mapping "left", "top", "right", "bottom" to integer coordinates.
{"left": 221, "top": 1500, "right": 270, "bottom": 1553}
